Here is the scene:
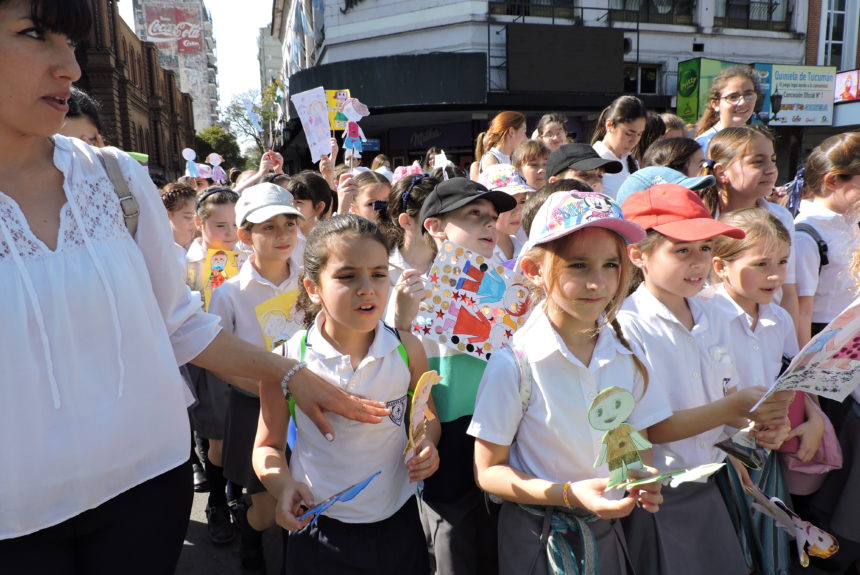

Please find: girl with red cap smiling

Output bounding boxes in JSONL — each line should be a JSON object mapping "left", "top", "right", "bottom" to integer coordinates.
{"left": 617, "top": 184, "right": 795, "bottom": 575}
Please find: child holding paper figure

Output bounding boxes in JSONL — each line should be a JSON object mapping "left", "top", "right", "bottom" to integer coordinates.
{"left": 617, "top": 184, "right": 795, "bottom": 575}
{"left": 415, "top": 178, "right": 516, "bottom": 575}
{"left": 208, "top": 183, "right": 305, "bottom": 572}
{"left": 253, "top": 215, "right": 440, "bottom": 574}
{"left": 470, "top": 191, "right": 668, "bottom": 575}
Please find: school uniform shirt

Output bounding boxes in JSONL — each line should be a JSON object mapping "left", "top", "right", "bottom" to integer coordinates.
{"left": 695, "top": 122, "right": 722, "bottom": 156}
{"left": 286, "top": 318, "right": 415, "bottom": 523}
{"left": 704, "top": 284, "right": 799, "bottom": 389}
{"left": 492, "top": 233, "right": 526, "bottom": 263}
{"left": 795, "top": 199, "right": 859, "bottom": 323}
{"left": 593, "top": 140, "right": 636, "bottom": 200}
{"left": 618, "top": 284, "right": 738, "bottom": 471}
{"left": 468, "top": 306, "right": 671, "bottom": 483}
{"left": 0, "top": 136, "right": 221, "bottom": 538}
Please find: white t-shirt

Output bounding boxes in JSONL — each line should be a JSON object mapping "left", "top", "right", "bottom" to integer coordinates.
{"left": 468, "top": 306, "right": 671, "bottom": 483}
{"left": 618, "top": 285, "right": 737, "bottom": 471}
{"left": 703, "top": 284, "right": 799, "bottom": 389}
{"left": 285, "top": 318, "right": 415, "bottom": 523}
{"left": 795, "top": 200, "right": 860, "bottom": 323}
{"left": 0, "top": 136, "right": 221, "bottom": 538}
{"left": 593, "top": 140, "right": 636, "bottom": 200}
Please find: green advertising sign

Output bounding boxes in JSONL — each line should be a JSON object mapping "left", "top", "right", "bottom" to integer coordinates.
{"left": 676, "top": 58, "right": 745, "bottom": 124}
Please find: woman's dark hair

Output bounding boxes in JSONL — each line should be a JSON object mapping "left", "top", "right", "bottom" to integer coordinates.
{"left": 590, "top": 96, "right": 648, "bottom": 145}
{"left": 297, "top": 214, "right": 390, "bottom": 327}
{"left": 536, "top": 113, "right": 568, "bottom": 137}
{"left": 12, "top": 0, "right": 92, "bottom": 42}
{"left": 632, "top": 112, "right": 666, "bottom": 165}
{"left": 422, "top": 147, "right": 441, "bottom": 172}
{"left": 288, "top": 170, "right": 333, "bottom": 216}
{"left": 67, "top": 88, "right": 103, "bottom": 133}
{"left": 429, "top": 165, "right": 467, "bottom": 180}
{"left": 371, "top": 154, "right": 391, "bottom": 171}
{"left": 384, "top": 175, "right": 439, "bottom": 248}
{"left": 160, "top": 182, "right": 197, "bottom": 212}
{"left": 641, "top": 137, "right": 703, "bottom": 173}
{"left": 195, "top": 186, "right": 239, "bottom": 220}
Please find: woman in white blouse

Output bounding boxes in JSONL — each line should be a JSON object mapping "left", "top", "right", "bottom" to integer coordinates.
{"left": 0, "top": 1, "right": 386, "bottom": 571}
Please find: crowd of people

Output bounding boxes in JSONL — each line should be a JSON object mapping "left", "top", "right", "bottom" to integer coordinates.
{"left": 2, "top": 2, "right": 860, "bottom": 575}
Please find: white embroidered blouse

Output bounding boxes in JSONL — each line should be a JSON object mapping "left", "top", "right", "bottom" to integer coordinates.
{"left": 0, "top": 136, "right": 221, "bottom": 538}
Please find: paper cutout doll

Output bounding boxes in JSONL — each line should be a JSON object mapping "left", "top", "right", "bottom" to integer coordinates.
{"left": 327, "top": 89, "right": 351, "bottom": 130}
{"left": 297, "top": 471, "right": 381, "bottom": 526}
{"left": 340, "top": 98, "right": 369, "bottom": 159}
{"left": 206, "top": 153, "right": 227, "bottom": 184}
{"left": 589, "top": 387, "right": 652, "bottom": 488}
{"left": 202, "top": 249, "right": 240, "bottom": 311}
{"left": 746, "top": 484, "right": 839, "bottom": 567}
{"left": 182, "top": 148, "right": 199, "bottom": 178}
{"left": 403, "top": 371, "right": 442, "bottom": 462}
{"left": 255, "top": 290, "right": 301, "bottom": 351}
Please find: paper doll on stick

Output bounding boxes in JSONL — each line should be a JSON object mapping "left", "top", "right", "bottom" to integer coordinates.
{"left": 341, "top": 98, "right": 369, "bottom": 160}
{"left": 589, "top": 386, "right": 652, "bottom": 488}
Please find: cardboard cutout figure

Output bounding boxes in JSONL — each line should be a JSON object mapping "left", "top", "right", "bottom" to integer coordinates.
{"left": 589, "top": 387, "right": 652, "bottom": 488}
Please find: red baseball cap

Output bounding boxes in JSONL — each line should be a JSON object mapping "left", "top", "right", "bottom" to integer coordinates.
{"left": 621, "top": 184, "right": 746, "bottom": 242}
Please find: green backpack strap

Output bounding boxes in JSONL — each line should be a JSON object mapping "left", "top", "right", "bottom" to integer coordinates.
{"left": 288, "top": 329, "right": 410, "bottom": 419}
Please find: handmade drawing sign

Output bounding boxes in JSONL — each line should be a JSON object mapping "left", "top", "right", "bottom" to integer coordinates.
{"left": 752, "top": 296, "right": 860, "bottom": 411}
{"left": 326, "top": 89, "right": 350, "bottom": 131}
{"left": 403, "top": 371, "right": 441, "bottom": 462}
{"left": 291, "top": 86, "right": 332, "bottom": 163}
{"left": 411, "top": 241, "right": 532, "bottom": 360}
{"left": 202, "top": 249, "right": 240, "bottom": 311}
{"left": 746, "top": 483, "right": 839, "bottom": 567}
{"left": 589, "top": 387, "right": 652, "bottom": 488}
{"left": 255, "top": 290, "right": 301, "bottom": 351}
{"left": 297, "top": 471, "right": 381, "bottom": 527}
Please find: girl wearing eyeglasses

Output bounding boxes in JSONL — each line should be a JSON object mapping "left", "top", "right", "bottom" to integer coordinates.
{"left": 695, "top": 66, "right": 762, "bottom": 155}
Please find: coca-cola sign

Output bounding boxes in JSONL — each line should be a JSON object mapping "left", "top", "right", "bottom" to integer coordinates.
{"left": 143, "top": 3, "right": 203, "bottom": 54}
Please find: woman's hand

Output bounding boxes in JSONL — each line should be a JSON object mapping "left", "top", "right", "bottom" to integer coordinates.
{"left": 786, "top": 414, "right": 825, "bottom": 462}
{"left": 258, "top": 151, "right": 276, "bottom": 175}
{"left": 336, "top": 173, "right": 357, "bottom": 215}
{"left": 569, "top": 478, "right": 637, "bottom": 520}
{"left": 280, "top": 366, "right": 390, "bottom": 442}
{"left": 751, "top": 421, "right": 791, "bottom": 450}
{"left": 274, "top": 479, "right": 315, "bottom": 531}
{"left": 393, "top": 269, "right": 428, "bottom": 330}
{"left": 406, "top": 438, "right": 439, "bottom": 482}
{"left": 735, "top": 387, "right": 794, "bottom": 427}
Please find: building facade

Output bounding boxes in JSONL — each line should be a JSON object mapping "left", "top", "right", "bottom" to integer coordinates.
{"left": 131, "top": 0, "right": 220, "bottom": 131}
{"left": 76, "top": 0, "right": 196, "bottom": 181}
{"left": 271, "top": 0, "right": 816, "bottom": 171}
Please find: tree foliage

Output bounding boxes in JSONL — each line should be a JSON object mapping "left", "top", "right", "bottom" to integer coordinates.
{"left": 195, "top": 125, "right": 244, "bottom": 172}
{"left": 222, "top": 87, "right": 281, "bottom": 155}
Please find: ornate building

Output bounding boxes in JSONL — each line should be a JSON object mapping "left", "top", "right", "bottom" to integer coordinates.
{"left": 75, "top": 0, "right": 196, "bottom": 181}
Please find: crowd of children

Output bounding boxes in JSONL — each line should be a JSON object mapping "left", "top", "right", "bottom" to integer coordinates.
{"left": 146, "top": 65, "right": 860, "bottom": 575}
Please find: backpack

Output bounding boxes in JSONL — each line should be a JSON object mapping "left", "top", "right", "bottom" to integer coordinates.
{"left": 92, "top": 146, "right": 140, "bottom": 237}
{"left": 795, "top": 222, "right": 829, "bottom": 274}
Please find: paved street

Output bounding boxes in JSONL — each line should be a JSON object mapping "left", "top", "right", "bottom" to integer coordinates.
{"left": 177, "top": 491, "right": 282, "bottom": 575}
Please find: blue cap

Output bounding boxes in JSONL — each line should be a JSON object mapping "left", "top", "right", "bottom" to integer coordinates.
{"left": 616, "top": 166, "right": 715, "bottom": 206}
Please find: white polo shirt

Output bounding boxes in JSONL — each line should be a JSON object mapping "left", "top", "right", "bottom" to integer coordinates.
{"left": 468, "top": 306, "right": 672, "bottom": 483}
{"left": 795, "top": 200, "right": 860, "bottom": 323}
{"left": 208, "top": 253, "right": 303, "bottom": 349}
{"left": 704, "top": 284, "right": 799, "bottom": 389}
{"left": 593, "top": 140, "right": 636, "bottom": 200}
{"left": 286, "top": 318, "right": 415, "bottom": 523}
{"left": 618, "top": 285, "right": 737, "bottom": 471}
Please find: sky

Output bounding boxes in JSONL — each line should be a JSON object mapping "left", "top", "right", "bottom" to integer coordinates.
{"left": 118, "top": 0, "right": 274, "bottom": 115}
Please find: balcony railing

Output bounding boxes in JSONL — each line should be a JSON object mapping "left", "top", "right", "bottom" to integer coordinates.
{"left": 608, "top": 0, "right": 694, "bottom": 25}
{"left": 488, "top": 0, "right": 578, "bottom": 21}
{"left": 714, "top": 0, "right": 791, "bottom": 31}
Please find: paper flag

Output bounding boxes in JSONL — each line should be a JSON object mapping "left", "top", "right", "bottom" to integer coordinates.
{"left": 202, "top": 249, "right": 241, "bottom": 311}
{"left": 291, "top": 86, "right": 332, "bottom": 163}
{"left": 751, "top": 296, "right": 860, "bottom": 411}
{"left": 325, "top": 89, "right": 351, "bottom": 131}
{"left": 745, "top": 483, "right": 839, "bottom": 567}
{"left": 297, "top": 470, "right": 381, "bottom": 526}
{"left": 589, "top": 387, "right": 652, "bottom": 488}
{"left": 255, "top": 290, "right": 302, "bottom": 351}
{"left": 412, "top": 241, "right": 532, "bottom": 361}
{"left": 403, "top": 371, "right": 441, "bottom": 462}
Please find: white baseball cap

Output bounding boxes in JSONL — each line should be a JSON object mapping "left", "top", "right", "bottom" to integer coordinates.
{"left": 235, "top": 183, "right": 305, "bottom": 227}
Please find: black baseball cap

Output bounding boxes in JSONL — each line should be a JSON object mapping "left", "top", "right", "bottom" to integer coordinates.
{"left": 547, "top": 143, "right": 623, "bottom": 178}
{"left": 419, "top": 177, "right": 517, "bottom": 224}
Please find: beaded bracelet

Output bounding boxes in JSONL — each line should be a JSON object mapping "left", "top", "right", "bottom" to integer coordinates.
{"left": 279, "top": 361, "right": 307, "bottom": 399}
{"left": 562, "top": 481, "right": 573, "bottom": 509}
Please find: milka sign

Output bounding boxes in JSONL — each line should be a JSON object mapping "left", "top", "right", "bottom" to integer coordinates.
{"left": 144, "top": 3, "right": 203, "bottom": 54}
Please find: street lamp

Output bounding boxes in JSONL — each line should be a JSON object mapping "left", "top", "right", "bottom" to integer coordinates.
{"left": 757, "top": 87, "right": 783, "bottom": 125}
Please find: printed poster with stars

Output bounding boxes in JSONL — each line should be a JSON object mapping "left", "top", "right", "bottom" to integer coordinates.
{"left": 412, "top": 241, "right": 532, "bottom": 361}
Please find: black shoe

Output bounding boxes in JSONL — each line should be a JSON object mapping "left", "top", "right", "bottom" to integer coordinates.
{"left": 236, "top": 499, "right": 267, "bottom": 574}
{"left": 205, "top": 504, "right": 236, "bottom": 545}
{"left": 192, "top": 463, "right": 209, "bottom": 493}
